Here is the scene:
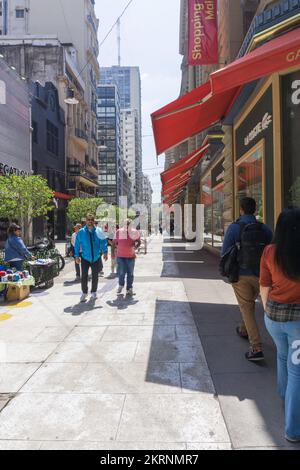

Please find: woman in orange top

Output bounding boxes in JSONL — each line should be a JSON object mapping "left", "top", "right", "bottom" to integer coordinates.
{"left": 260, "top": 208, "right": 300, "bottom": 443}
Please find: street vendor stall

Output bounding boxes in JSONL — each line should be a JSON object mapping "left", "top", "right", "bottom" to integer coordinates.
{"left": 0, "top": 269, "right": 35, "bottom": 302}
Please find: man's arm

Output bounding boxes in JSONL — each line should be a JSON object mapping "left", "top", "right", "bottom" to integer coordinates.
{"left": 221, "top": 224, "right": 238, "bottom": 257}
{"left": 74, "top": 231, "right": 81, "bottom": 259}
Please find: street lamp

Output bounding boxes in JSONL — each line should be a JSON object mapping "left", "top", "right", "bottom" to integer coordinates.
{"left": 64, "top": 88, "right": 79, "bottom": 105}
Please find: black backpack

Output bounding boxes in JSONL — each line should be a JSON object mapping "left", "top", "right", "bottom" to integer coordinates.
{"left": 237, "top": 222, "right": 269, "bottom": 271}
{"left": 219, "top": 221, "right": 269, "bottom": 283}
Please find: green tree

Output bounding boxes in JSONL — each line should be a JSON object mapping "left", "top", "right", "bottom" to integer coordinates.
{"left": 67, "top": 198, "right": 105, "bottom": 224}
{"left": 0, "top": 175, "right": 54, "bottom": 241}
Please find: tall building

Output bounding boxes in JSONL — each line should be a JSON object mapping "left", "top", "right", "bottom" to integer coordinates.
{"left": 142, "top": 174, "right": 153, "bottom": 214}
{"left": 97, "top": 84, "right": 122, "bottom": 205}
{"left": 0, "top": 54, "right": 31, "bottom": 246}
{"left": 0, "top": 0, "right": 100, "bottom": 200}
{"left": 100, "top": 66, "right": 143, "bottom": 204}
{"left": 31, "top": 81, "right": 67, "bottom": 240}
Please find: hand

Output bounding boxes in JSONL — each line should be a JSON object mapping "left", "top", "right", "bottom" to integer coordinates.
{"left": 103, "top": 254, "right": 108, "bottom": 262}
{"left": 75, "top": 257, "right": 81, "bottom": 265}
{"left": 31, "top": 256, "right": 36, "bottom": 261}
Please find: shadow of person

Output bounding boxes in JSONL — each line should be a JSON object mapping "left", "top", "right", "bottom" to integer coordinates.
{"left": 63, "top": 299, "right": 103, "bottom": 316}
{"left": 106, "top": 296, "right": 139, "bottom": 311}
{"left": 63, "top": 279, "right": 81, "bottom": 286}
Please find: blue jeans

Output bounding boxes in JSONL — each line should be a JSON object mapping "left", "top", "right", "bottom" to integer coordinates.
{"left": 117, "top": 258, "right": 135, "bottom": 290}
{"left": 265, "top": 315, "right": 300, "bottom": 439}
{"left": 9, "top": 260, "right": 24, "bottom": 271}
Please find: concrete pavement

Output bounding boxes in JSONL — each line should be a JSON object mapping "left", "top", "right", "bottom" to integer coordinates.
{"left": 0, "top": 236, "right": 230, "bottom": 450}
{"left": 0, "top": 236, "right": 298, "bottom": 450}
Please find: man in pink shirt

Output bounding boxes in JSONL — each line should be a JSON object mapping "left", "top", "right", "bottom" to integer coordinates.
{"left": 113, "top": 220, "right": 141, "bottom": 296}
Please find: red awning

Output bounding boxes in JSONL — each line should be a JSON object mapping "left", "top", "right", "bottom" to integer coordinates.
{"left": 54, "top": 191, "right": 73, "bottom": 200}
{"left": 211, "top": 28, "right": 300, "bottom": 94}
{"left": 161, "top": 144, "right": 209, "bottom": 185}
{"left": 161, "top": 144, "right": 209, "bottom": 205}
{"left": 152, "top": 28, "right": 300, "bottom": 155}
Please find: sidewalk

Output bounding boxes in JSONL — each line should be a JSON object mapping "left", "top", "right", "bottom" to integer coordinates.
{"left": 164, "top": 238, "right": 300, "bottom": 450}
{"left": 0, "top": 236, "right": 230, "bottom": 450}
{"left": 0, "top": 236, "right": 298, "bottom": 450}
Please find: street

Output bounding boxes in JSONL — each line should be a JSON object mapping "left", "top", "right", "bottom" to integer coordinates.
{"left": 0, "top": 236, "right": 298, "bottom": 450}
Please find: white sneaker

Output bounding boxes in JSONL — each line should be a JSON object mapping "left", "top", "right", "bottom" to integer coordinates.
{"left": 80, "top": 294, "right": 88, "bottom": 303}
{"left": 117, "top": 286, "right": 124, "bottom": 295}
{"left": 90, "top": 292, "right": 97, "bottom": 301}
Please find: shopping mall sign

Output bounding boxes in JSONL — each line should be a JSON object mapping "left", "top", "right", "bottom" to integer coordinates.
{"left": 188, "top": 0, "right": 218, "bottom": 66}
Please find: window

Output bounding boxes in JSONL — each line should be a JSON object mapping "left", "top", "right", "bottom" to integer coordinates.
{"left": 47, "top": 120, "right": 59, "bottom": 156}
{"left": 236, "top": 140, "right": 264, "bottom": 221}
{"left": 16, "top": 9, "right": 25, "bottom": 18}
{"left": 32, "top": 121, "right": 38, "bottom": 144}
{"left": 282, "top": 71, "right": 300, "bottom": 208}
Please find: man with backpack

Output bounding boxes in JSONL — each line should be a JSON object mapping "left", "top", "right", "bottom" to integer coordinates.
{"left": 221, "top": 197, "right": 273, "bottom": 362}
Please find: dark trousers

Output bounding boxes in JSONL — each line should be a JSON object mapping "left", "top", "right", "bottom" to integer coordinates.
{"left": 75, "top": 260, "right": 81, "bottom": 278}
{"left": 117, "top": 257, "right": 135, "bottom": 289}
{"left": 81, "top": 258, "right": 100, "bottom": 294}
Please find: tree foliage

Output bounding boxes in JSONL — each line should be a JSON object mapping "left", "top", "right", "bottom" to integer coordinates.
{"left": 67, "top": 198, "right": 105, "bottom": 224}
{"left": 0, "top": 175, "right": 54, "bottom": 221}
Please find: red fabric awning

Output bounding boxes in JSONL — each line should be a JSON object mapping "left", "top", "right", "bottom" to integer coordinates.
{"left": 152, "top": 28, "right": 300, "bottom": 156}
{"left": 211, "top": 28, "right": 300, "bottom": 94}
{"left": 161, "top": 144, "right": 209, "bottom": 203}
{"left": 161, "top": 144, "right": 209, "bottom": 185}
{"left": 54, "top": 191, "right": 73, "bottom": 200}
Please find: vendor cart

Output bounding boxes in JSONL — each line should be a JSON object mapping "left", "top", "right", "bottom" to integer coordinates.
{"left": 28, "top": 260, "right": 59, "bottom": 288}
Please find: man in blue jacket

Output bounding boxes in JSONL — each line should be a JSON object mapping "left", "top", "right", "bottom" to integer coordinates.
{"left": 74, "top": 214, "right": 108, "bottom": 302}
{"left": 221, "top": 197, "right": 273, "bottom": 362}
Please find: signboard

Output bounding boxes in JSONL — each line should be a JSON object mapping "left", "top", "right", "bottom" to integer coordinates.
{"left": 188, "top": 0, "right": 218, "bottom": 66}
{"left": 211, "top": 158, "right": 225, "bottom": 190}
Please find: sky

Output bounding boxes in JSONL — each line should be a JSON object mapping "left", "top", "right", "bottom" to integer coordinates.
{"left": 95, "top": 0, "right": 182, "bottom": 203}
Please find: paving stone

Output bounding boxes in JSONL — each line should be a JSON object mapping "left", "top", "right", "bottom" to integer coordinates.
{"left": 0, "top": 364, "right": 41, "bottom": 393}
{"left": 135, "top": 341, "right": 207, "bottom": 364}
{"left": 0, "top": 393, "right": 125, "bottom": 442}
{"left": 46, "top": 341, "right": 137, "bottom": 363}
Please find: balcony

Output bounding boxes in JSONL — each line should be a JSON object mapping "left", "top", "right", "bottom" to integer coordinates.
{"left": 85, "top": 155, "right": 98, "bottom": 176}
{"left": 70, "top": 127, "right": 89, "bottom": 151}
{"left": 68, "top": 159, "right": 99, "bottom": 188}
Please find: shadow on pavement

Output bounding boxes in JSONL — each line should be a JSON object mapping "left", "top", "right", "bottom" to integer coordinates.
{"left": 64, "top": 299, "right": 103, "bottom": 316}
{"left": 106, "top": 296, "right": 139, "bottom": 311}
{"left": 156, "top": 239, "right": 300, "bottom": 449}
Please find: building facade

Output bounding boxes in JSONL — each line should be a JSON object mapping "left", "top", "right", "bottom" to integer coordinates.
{"left": 163, "top": 0, "right": 300, "bottom": 252}
{"left": 100, "top": 66, "right": 143, "bottom": 204}
{"left": 0, "top": 0, "right": 100, "bottom": 201}
{"left": 97, "top": 84, "right": 122, "bottom": 206}
{"left": 0, "top": 54, "right": 31, "bottom": 245}
{"left": 142, "top": 174, "right": 153, "bottom": 214}
{"left": 31, "top": 81, "right": 67, "bottom": 240}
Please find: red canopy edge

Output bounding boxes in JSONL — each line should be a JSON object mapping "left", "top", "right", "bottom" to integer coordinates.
{"left": 152, "top": 28, "right": 300, "bottom": 156}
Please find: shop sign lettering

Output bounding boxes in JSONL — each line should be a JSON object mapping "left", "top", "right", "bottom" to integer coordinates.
{"left": 0, "top": 79, "right": 6, "bottom": 105}
{"left": 244, "top": 113, "right": 272, "bottom": 146}
{"left": 287, "top": 49, "right": 300, "bottom": 63}
{"left": 291, "top": 80, "right": 300, "bottom": 105}
{"left": 0, "top": 163, "right": 29, "bottom": 176}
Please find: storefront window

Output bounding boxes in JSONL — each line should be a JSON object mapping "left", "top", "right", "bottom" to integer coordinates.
{"left": 202, "top": 174, "right": 213, "bottom": 246}
{"left": 201, "top": 158, "right": 225, "bottom": 249}
{"left": 282, "top": 71, "right": 300, "bottom": 208}
{"left": 236, "top": 141, "right": 264, "bottom": 221}
{"left": 212, "top": 184, "right": 225, "bottom": 249}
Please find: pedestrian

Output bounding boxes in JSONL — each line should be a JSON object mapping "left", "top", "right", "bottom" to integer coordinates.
{"left": 114, "top": 220, "right": 141, "bottom": 296}
{"left": 4, "top": 223, "right": 34, "bottom": 271}
{"left": 74, "top": 214, "right": 108, "bottom": 303}
{"left": 105, "top": 223, "right": 118, "bottom": 279}
{"left": 260, "top": 208, "right": 300, "bottom": 443}
{"left": 221, "top": 197, "right": 273, "bottom": 361}
{"left": 71, "top": 223, "right": 82, "bottom": 281}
